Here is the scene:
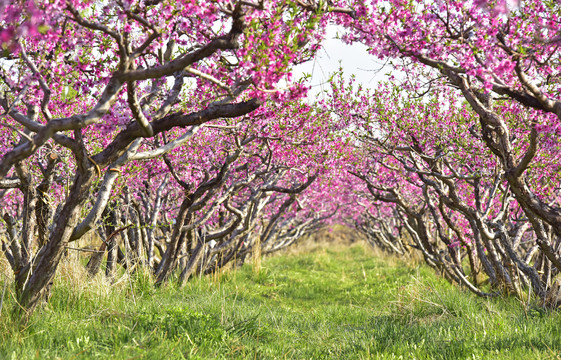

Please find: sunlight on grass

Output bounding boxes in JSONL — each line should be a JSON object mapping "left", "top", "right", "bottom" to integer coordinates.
{"left": 1, "top": 242, "right": 560, "bottom": 359}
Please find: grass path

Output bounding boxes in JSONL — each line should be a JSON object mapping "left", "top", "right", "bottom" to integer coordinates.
{"left": 1, "top": 243, "right": 561, "bottom": 359}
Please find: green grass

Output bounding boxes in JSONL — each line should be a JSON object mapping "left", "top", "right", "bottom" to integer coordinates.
{"left": 1, "top": 243, "right": 561, "bottom": 359}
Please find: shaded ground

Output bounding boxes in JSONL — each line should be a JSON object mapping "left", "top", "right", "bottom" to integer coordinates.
{"left": 1, "top": 243, "right": 560, "bottom": 359}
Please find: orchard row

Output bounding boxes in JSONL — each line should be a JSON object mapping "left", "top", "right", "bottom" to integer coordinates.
{"left": 0, "top": 0, "right": 560, "bottom": 315}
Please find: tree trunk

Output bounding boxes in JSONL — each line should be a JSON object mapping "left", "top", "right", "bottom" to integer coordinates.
{"left": 17, "top": 169, "right": 94, "bottom": 315}
{"left": 105, "top": 210, "right": 118, "bottom": 279}
{"left": 85, "top": 242, "right": 107, "bottom": 278}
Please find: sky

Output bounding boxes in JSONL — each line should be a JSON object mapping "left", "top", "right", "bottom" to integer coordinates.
{"left": 293, "top": 26, "right": 392, "bottom": 100}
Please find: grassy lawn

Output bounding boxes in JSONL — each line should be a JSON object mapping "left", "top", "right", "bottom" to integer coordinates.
{"left": 1, "top": 243, "right": 561, "bottom": 359}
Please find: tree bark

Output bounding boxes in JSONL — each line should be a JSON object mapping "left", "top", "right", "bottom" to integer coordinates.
{"left": 17, "top": 168, "right": 94, "bottom": 315}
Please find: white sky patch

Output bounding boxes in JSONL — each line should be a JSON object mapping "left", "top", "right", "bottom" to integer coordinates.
{"left": 293, "top": 26, "right": 394, "bottom": 101}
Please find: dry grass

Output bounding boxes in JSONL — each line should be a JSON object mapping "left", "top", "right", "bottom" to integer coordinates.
{"left": 0, "top": 255, "right": 10, "bottom": 281}
{"left": 280, "top": 224, "right": 364, "bottom": 255}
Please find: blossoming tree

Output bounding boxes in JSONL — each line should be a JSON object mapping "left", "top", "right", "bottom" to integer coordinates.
{"left": 0, "top": 0, "right": 355, "bottom": 314}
